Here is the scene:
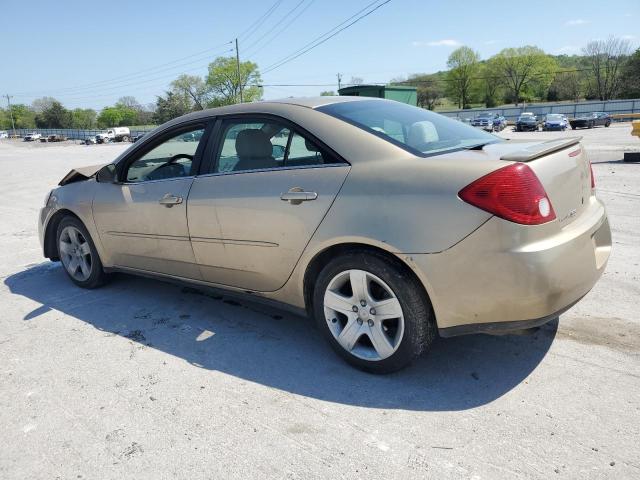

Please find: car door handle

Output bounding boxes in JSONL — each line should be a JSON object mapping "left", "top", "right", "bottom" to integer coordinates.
{"left": 280, "top": 188, "right": 318, "bottom": 205}
{"left": 159, "top": 194, "right": 183, "bottom": 207}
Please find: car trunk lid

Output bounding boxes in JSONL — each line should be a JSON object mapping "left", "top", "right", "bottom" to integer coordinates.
{"left": 482, "top": 138, "right": 591, "bottom": 229}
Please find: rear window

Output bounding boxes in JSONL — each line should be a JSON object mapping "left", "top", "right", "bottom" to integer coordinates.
{"left": 317, "top": 100, "right": 499, "bottom": 157}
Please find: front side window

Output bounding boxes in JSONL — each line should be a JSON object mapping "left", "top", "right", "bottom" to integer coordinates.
{"left": 214, "top": 119, "right": 338, "bottom": 173}
{"left": 317, "top": 100, "right": 499, "bottom": 157}
{"left": 125, "top": 126, "right": 205, "bottom": 182}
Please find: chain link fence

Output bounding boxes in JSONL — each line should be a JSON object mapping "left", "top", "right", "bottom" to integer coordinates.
{"left": 439, "top": 98, "right": 640, "bottom": 123}
{"left": 2, "top": 127, "right": 156, "bottom": 141}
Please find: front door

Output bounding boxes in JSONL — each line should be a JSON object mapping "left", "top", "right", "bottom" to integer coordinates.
{"left": 93, "top": 124, "right": 209, "bottom": 278}
{"left": 188, "top": 117, "right": 350, "bottom": 292}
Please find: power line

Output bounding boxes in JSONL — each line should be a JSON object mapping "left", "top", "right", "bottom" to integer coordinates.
{"left": 261, "top": 0, "right": 391, "bottom": 75}
{"left": 13, "top": 43, "right": 234, "bottom": 97}
{"left": 237, "top": 0, "right": 283, "bottom": 43}
{"left": 245, "top": 0, "right": 316, "bottom": 58}
{"left": 242, "top": 0, "right": 309, "bottom": 56}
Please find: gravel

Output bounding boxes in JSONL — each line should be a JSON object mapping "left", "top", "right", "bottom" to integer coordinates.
{"left": 1, "top": 125, "right": 639, "bottom": 479}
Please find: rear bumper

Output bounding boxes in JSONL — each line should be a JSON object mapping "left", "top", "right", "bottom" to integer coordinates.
{"left": 408, "top": 198, "right": 611, "bottom": 332}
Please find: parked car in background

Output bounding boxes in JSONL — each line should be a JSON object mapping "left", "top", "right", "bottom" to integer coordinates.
{"left": 23, "top": 132, "right": 42, "bottom": 141}
{"left": 38, "top": 97, "right": 611, "bottom": 373}
{"left": 0, "top": 131, "right": 8, "bottom": 139}
{"left": 96, "top": 127, "right": 131, "bottom": 144}
{"left": 132, "top": 133, "right": 146, "bottom": 143}
{"left": 515, "top": 114, "right": 542, "bottom": 131}
{"left": 570, "top": 112, "right": 611, "bottom": 129}
{"left": 471, "top": 112, "right": 506, "bottom": 132}
{"left": 543, "top": 114, "right": 569, "bottom": 131}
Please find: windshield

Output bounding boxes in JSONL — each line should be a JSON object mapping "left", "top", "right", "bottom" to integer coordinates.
{"left": 546, "top": 114, "right": 563, "bottom": 120}
{"left": 317, "top": 100, "right": 499, "bottom": 157}
{"left": 518, "top": 116, "right": 535, "bottom": 121}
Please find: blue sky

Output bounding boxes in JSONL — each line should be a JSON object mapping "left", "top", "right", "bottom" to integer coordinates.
{"left": 2, "top": 0, "right": 638, "bottom": 110}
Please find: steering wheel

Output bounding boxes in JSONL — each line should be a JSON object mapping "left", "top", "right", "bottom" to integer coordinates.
{"left": 144, "top": 154, "right": 194, "bottom": 181}
{"left": 167, "top": 153, "right": 194, "bottom": 164}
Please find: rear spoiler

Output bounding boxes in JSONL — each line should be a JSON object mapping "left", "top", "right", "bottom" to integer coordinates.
{"left": 500, "top": 137, "right": 582, "bottom": 162}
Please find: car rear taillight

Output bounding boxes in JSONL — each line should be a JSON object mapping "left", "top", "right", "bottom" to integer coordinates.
{"left": 459, "top": 163, "right": 556, "bottom": 225}
{"left": 589, "top": 162, "right": 596, "bottom": 189}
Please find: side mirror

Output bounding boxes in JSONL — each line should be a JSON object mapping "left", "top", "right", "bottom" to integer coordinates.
{"left": 96, "top": 164, "right": 118, "bottom": 183}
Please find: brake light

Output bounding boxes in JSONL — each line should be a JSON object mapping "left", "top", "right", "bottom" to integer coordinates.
{"left": 589, "top": 162, "right": 596, "bottom": 189}
{"left": 459, "top": 163, "right": 556, "bottom": 225}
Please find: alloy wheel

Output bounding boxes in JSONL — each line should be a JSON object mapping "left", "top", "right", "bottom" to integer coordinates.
{"left": 323, "top": 269, "right": 405, "bottom": 361}
{"left": 59, "top": 226, "right": 92, "bottom": 281}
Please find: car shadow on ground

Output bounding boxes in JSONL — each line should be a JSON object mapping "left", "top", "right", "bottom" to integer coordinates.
{"left": 5, "top": 262, "right": 557, "bottom": 412}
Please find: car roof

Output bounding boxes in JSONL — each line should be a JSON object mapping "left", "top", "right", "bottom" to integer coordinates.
{"left": 160, "top": 96, "right": 386, "bottom": 127}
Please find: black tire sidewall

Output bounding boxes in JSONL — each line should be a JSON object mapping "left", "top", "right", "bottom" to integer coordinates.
{"left": 56, "top": 216, "right": 106, "bottom": 289}
{"left": 312, "top": 251, "right": 434, "bottom": 373}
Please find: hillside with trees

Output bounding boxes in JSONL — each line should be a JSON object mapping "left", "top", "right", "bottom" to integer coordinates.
{"left": 1, "top": 37, "right": 638, "bottom": 130}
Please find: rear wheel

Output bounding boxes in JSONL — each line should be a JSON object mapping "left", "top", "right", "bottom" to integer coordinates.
{"left": 313, "top": 251, "right": 435, "bottom": 373}
{"left": 605, "top": 120, "right": 611, "bottom": 127}
{"left": 122, "top": 135, "right": 130, "bottom": 142}
{"left": 56, "top": 217, "right": 107, "bottom": 289}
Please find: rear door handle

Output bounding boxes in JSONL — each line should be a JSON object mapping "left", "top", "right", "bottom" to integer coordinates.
{"left": 159, "top": 194, "right": 183, "bottom": 207}
{"left": 280, "top": 188, "right": 318, "bottom": 205}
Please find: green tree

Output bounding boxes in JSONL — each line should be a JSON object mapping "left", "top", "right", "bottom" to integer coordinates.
{"left": 620, "top": 48, "right": 640, "bottom": 98}
{"left": 320, "top": 90, "right": 336, "bottom": 96}
{"left": 492, "top": 46, "right": 557, "bottom": 105}
{"left": 152, "top": 91, "right": 191, "bottom": 124}
{"left": 35, "top": 101, "right": 72, "bottom": 128}
{"left": 446, "top": 46, "right": 480, "bottom": 109}
{"left": 205, "top": 56, "right": 262, "bottom": 105}
{"left": 71, "top": 108, "right": 97, "bottom": 129}
{"left": 97, "top": 104, "right": 138, "bottom": 127}
{"left": 171, "top": 74, "right": 210, "bottom": 110}
{"left": 9, "top": 104, "right": 36, "bottom": 129}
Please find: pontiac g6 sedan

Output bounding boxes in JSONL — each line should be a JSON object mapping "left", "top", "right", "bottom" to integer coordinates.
{"left": 39, "top": 97, "right": 611, "bottom": 373}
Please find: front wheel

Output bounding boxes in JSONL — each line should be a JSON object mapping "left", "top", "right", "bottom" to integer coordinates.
{"left": 605, "top": 121, "right": 611, "bottom": 127}
{"left": 56, "top": 217, "right": 108, "bottom": 289}
{"left": 313, "top": 251, "right": 435, "bottom": 373}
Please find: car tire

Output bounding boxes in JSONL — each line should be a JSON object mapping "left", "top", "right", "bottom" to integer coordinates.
{"left": 312, "top": 250, "right": 436, "bottom": 373}
{"left": 588, "top": 122, "right": 594, "bottom": 129}
{"left": 122, "top": 135, "right": 130, "bottom": 142}
{"left": 56, "top": 216, "right": 108, "bottom": 289}
{"left": 605, "top": 121, "right": 611, "bottom": 127}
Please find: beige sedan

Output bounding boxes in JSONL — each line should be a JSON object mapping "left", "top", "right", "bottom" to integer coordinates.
{"left": 39, "top": 97, "right": 611, "bottom": 372}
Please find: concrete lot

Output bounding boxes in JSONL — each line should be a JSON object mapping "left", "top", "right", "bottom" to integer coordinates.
{"left": 0, "top": 123, "right": 639, "bottom": 479}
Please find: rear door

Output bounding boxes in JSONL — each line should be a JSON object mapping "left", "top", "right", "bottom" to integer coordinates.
{"left": 187, "top": 116, "right": 350, "bottom": 292}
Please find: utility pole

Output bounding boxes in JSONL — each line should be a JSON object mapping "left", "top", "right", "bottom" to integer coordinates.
{"left": 337, "top": 73, "right": 342, "bottom": 91}
{"left": 4, "top": 94, "right": 16, "bottom": 137}
{"left": 235, "top": 38, "right": 243, "bottom": 103}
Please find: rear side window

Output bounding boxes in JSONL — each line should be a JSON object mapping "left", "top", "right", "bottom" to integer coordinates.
{"left": 213, "top": 119, "right": 341, "bottom": 174}
{"left": 317, "top": 100, "right": 499, "bottom": 157}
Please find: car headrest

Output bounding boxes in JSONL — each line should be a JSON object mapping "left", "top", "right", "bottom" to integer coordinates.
{"left": 407, "top": 121, "right": 439, "bottom": 150}
{"left": 235, "top": 129, "right": 273, "bottom": 159}
{"left": 304, "top": 138, "right": 320, "bottom": 152}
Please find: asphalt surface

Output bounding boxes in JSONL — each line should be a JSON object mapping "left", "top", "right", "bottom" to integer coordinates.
{"left": 0, "top": 123, "right": 639, "bottom": 479}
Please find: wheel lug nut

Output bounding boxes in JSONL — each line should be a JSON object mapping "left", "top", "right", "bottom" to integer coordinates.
{"left": 352, "top": 305, "right": 358, "bottom": 312}
{"left": 360, "top": 300, "right": 366, "bottom": 307}
{"left": 369, "top": 308, "right": 376, "bottom": 315}
{"left": 357, "top": 318, "right": 363, "bottom": 325}
{"left": 367, "top": 319, "right": 374, "bottom": 327}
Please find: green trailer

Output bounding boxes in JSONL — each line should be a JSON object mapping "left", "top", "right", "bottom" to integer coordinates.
{"left": 338, "top": 84, "right": 417, "bottom": 106}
